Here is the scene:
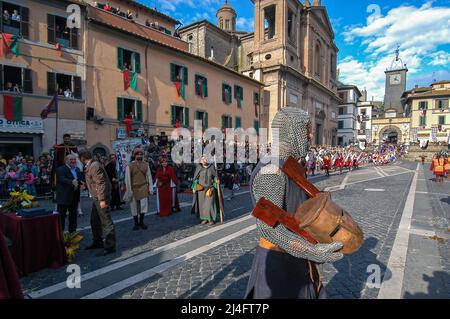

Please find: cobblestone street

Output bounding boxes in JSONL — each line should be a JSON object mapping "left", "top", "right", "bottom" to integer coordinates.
{"left": 21, "top": 162, "right": 450, "bottom": 299}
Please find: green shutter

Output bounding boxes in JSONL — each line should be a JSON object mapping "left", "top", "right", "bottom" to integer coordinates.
{"left": 241, "top": 87, "right": 244, "bottom": 100}
{"left": 170, "top": 64, "right": 176, "bottom": 82}
{"left": 235, "top": 117, "right": 241, "bottom": 128}
{"left": 117, "top": 47, "right": 124, "bottom": 70}
{"left": 184, "top": 107, "right": 189, "bottom": 127}
{"left": 221, "top": 115, "right": 226, "bottom": 129}
{"left": 204, "top": 112, "right": 208, "bottom": 129}
{"left": 254, "top": 120, "right": 259, "bottom": 133}
{"left": 136, "top": 100, "right": 143, "bottom": 121}
{"left": 203, "top": 78, "right": 208, "bottom": 97}
{"left": 171, "top": 105, "right": 176, "bottom": 125}
{"left": 183, "top": 67, "right": 188, "bottom": 85}
{"left": 134, "top": 52, "right": 141, "bottom": 74}
{"left": 117, "top": 97, "right": 124, "bottom": 121}
{"left": 228, "top": 86, "right": 232, "bottom": 104}
{"left": 234, "top": 85, "right": 238, "bottom": 99}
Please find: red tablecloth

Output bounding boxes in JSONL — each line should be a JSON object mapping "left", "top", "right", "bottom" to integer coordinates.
{"left": 0, "top": 229, "right": 23, "bottom": 299}
{"left": 0, "top": 212, "right": 66, "bottom": 276}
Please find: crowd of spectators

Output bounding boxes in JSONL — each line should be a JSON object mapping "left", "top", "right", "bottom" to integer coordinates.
{"left": 0, "top": 152, "right": 53, "bottom": 199}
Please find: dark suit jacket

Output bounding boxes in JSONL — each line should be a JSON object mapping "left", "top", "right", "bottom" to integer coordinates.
{"left": 85, "top": 160, "right": 111, "bottom": 202}
{"left": 55, "top": 165, "right": 83, "bottom": 205}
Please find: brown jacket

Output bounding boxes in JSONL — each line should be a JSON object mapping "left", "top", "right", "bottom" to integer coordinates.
{"left": 85, "top": 160, "right": 112, "bottom": 202}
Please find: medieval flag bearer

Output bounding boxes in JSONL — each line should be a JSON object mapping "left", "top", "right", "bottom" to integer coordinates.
{"left": 124, "top": 148, "right": 154, "bottom": 230}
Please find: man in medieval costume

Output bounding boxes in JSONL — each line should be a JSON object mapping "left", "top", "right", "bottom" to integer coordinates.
{"left": 124, "top": 148, "right": 154, "bottom": 230}
{"left": 154, "top": 155, "right": 178, "bottom": 217}
{"left": 245, "top": 107, "right": 343, "bottom": 299}
{"left": 191, "top": 155, "right": 220, "bottom": 225}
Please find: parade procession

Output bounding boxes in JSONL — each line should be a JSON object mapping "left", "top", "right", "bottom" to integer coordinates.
{"left": 0, "top": 0, "right": 449, "bottom": 310}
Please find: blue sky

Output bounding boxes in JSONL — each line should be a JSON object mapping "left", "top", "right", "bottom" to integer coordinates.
{"left": 142, "top": 0, "right": 450, "bottom": 100}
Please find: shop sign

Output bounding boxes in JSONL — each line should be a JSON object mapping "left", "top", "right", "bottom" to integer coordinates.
{"left": 0, "top": 117, "right": 44, "bottom": 133}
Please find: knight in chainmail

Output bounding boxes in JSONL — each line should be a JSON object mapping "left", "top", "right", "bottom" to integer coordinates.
{"left": 245, "top": 107, "right": 344, "bottom": 299}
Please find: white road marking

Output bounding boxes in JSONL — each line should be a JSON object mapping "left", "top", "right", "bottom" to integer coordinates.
{"left": 416, "top": 191, "right": 450, "bottom": 197}
{"left": 374, "top": 166, "right": 385, "bottom": 177}
{"left": 82, "top": 224, "right": 257, "bottom": 299}
{"left": 29, "top": 213, "right": 254, "bottom": 298}
{"left": 339, "top": 172, "right": 351, "bottom": 190}
{"left": 77, "top": 190, "right": 251, "bottom": 232}
{"left": 378, "top": 163, "right": 420, "bottom": 299}
{"left": 364, "top": 189, "right": 385, "bottom": 192}
{"left": 409, "top": 228, "right": 436, "bottom": 238}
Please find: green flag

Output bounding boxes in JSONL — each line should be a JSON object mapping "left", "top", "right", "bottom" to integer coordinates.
{"left": 130, "top": 71, "right": 138, "bottom": 92}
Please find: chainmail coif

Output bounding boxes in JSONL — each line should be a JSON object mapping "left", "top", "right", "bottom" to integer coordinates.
{"left": 253, "top": 107, "right": 343, "bottom": 263}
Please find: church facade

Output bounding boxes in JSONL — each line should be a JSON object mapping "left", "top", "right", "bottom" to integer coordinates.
{"left": 179, "top": 0, "right": 340, "bottom": 145}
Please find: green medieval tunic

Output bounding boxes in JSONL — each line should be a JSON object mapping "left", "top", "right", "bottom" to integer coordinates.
{"left": 191, "top": 164, "right": 219, "bottom": 222}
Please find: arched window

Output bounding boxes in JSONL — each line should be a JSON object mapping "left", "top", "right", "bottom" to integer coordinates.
{"left": 219, "top": 18, "right": 223, "bottom": 29}
{"left": 232, "top": 17, "right": 236, "bottom": 31}
{"left": 315, "top": 42, "right": 321, "bottom": 78}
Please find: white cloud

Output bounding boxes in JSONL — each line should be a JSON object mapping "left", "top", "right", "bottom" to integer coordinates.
{"left": 428, "top": 50, "right": 450, "bottom": 66}
{"left": 339, "top": 1, "right": 450, "bottom": 100}
{"left": 236, "top": 17, "right": 254, "bottom": 31}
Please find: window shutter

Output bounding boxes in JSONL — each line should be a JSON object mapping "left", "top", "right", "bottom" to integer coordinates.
{"left": 195, "top": 110, "right": 199, "bottom": 121}
{"left": 221, "top": 115, "right": 226, "bottom": 129}
{"left": 234, "top": 85, "right": 238, "bottom": 99}
{"left": 73, "top": 76, "right": 82, "bottom": 99}
{"left": 23, "top": 69, "right": 32, "bottom": 94}
{"left": 117, "top": 47, "right": 124, "bottom": 70}
{"left": 136, "top": 100, "right": 143, "bottom": 121}
{"left": 70, "top": 28, "right": 79, "bottom": 50}
{"left": 171, "top": 105, "right": 176, "bottom": 125}
{"left": 170, "top": 64, "right": 176, "bottom": 82}
{"left": 204, "top": 112, "right": 208, "bottom": 129}
{"left": 222, "top": 84, "right": 226, "bottom": 102}
{"left": 228, "top": 86, "right": 232, "bottom": 104}
{"left": 117, "top": 98, "right": 124, "bottom": 121}
{"left": 20, "top": 7, "right": 30, "bottom": 39}
{"left": 183, "top": 67, "right": 188, "bottom": 85}
{"left": 134, "top": 52, "right": 141, "bottom": 74}
{"left": 203, "top": 78, "right": 208, "bottom": 97}
{"left": 240, "top": 87, "right": 244, "bottom": 100}
{"left": 184, "top": 107, "right": 189, "bottom": 127}
{"left": 235, "top": 117, "right": 241, "bottom": 128}
{"left": 47, "top": 14, "right": 55, "bottom": 44}
{"left": 254, "top": 120, "right": 259, "bottom": 134}
{"left": 47, "top": 72, "right": 56, "bottom": 96}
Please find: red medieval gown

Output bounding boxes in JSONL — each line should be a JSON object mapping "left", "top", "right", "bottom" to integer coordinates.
{"left": 155, "top": 165, "right": 178, "bottom": 217}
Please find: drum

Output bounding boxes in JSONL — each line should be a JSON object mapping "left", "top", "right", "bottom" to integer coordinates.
{"left": 294, "top": 192, "right": 364, "bottom": 254}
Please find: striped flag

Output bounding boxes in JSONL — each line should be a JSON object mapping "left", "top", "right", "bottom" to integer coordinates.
{"left": 3, "top": 95, "right": 22, "bottom": 121}
{"left": 40, "top": 94, "right": 58, "bottom": 119}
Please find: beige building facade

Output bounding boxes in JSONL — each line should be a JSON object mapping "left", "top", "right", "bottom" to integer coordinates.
{"left": 180, "top": 0, "right": 340, "bottom": 145}
{"left": 0, "top": 0, "right": 263, "bottom": 156}
{"left": 85, "top": 4, "right": 263, "bottom": 154}
{"left": 405, "top": 81, "right": 450, "bottom": 144}
{"left": 0, "top": 0, "right": 87, "bottom": 158}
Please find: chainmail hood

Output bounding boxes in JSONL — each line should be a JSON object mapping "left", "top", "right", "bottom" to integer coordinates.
{"left": 271, "top": 107, "right": 311, "bottom": 160}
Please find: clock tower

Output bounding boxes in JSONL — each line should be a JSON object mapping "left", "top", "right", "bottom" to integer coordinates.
{"left": 384, "top": 46, "right": 408, "bottom": 114}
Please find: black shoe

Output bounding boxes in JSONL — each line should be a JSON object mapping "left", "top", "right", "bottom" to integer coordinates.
{"left": 85, "top": 243, "right": 103, "bottom": 250}
{"left": 139, "top": 214, "right": 147, "bottom": 230}
{"left": 96, "top": 248, "right": 116, "bottom": 257}
{"left": 133, "top": 216, "right": 139, "bottom": 230}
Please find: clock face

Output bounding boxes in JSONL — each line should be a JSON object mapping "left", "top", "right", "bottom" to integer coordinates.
{"left": 390, "top": 74, "right": 401, "bottom": 85}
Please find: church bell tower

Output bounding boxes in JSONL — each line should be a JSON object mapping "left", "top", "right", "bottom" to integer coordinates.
{"left": 384, "top": 45, "right": 408, "bottom": 114}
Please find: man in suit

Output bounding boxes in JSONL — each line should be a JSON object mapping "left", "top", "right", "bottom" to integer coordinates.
{"left": 56, "top": 154, "right": 84, "bottom": 233}
{"left": 79, "top": 149, "right": 116, "bottom": 257}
